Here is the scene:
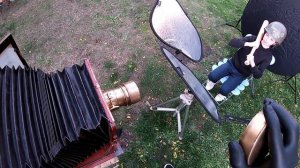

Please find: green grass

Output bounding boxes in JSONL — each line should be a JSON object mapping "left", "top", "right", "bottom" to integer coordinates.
{"left": 206, "top": 0, "right": 248, "bottom": 22}
{"left": 1, "top": 0, "right": 299, "bottom": 167}
{"left": 23, "top": 41, "right": 37, "bottom": 54}
{"left": 124, "top": 60, "right": 137, "bottom": 80}
{"left": 119, "top": 0, "right": 300, "bottom": 167}
{"left": 120, "top": 104, "right": 245, "bottom": 167}
{"left": 103, "top": 59, "right": 138, "bottom": 88}
{"left": 103, "top": 60, "right": 115, "bottom": 69}
{"left": 36, "top": 54, "right": 53, "bottom": 66}
{"left": 140, "top": 59, "right": 170, "bottom": 97}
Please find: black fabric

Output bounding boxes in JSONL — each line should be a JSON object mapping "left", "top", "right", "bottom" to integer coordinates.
{"left": 228, "top": 141, "right": 249, "bottom": 168}
{"left": 262, "top": 98, "right": 299, "bottom": 168}
{"left": 228, "top": 98, "right": 299, "bottom": 168}
{"left": 241, "top": 0, "right": 300, "bottom": 76}
{"left": 0, "top": 64, "right": 110, "bottom": 168}
{"left": 230, "top": 36, "right": 272, "bottom": 78}
{"left": 229, "top": 35, "right": 256, "bottom": 48}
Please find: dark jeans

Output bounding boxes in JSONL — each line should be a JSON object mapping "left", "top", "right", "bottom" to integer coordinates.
{"left": 208, "top": 59, "right": 246, "bottom": 96}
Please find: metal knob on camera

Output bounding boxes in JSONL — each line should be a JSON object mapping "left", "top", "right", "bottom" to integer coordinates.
{"left": 103, "top": 81, "right": 141, "bottom": 110}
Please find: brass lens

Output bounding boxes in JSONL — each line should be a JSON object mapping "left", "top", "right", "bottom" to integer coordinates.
{"left": 103, "top": 81, "right": 141, "bottom": 110}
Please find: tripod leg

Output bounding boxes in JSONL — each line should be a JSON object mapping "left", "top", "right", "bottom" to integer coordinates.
{"left": 150, "top": 97, "right": 180, "bottom": 110}
{"left": 176, "top": 103, "right": 186, "bottom": 138}
{"left": 179, "top": 105, "right": 190, "bottom": 140}
{"left": 250, "top": 77, "right": 255, "bottom": 97}
{"left": 176, "top": 108, "right": 182, "bottom": 139}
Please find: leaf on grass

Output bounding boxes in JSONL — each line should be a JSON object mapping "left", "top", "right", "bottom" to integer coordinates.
{"left": 173, "top": 152, "right": 177, "bottom": 159}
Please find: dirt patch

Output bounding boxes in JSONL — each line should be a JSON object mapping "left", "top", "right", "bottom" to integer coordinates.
{"left": 0, "top": 0, "right": 156, "bottom": 147}
{"left": 4, "top": 1, "right": 157, "bottom": 84}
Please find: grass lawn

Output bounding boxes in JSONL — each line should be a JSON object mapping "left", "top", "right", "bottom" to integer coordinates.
{"left": 0, "top": 0, "right": 299, "bottom": 167}
{"left": 118, "top": 0, "right": 300, "bottom": 167}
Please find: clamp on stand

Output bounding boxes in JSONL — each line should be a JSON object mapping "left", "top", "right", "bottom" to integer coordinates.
{"left": 148, "top": 89, "right": 194, "bottom": 140}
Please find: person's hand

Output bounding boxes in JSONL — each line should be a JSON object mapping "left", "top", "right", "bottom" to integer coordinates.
{"left": 228, "top": 98, "right": 299, "bottom": 168}
{"left": 244, "top": 43, "right": 259, "bottom": 67}
{"left": 244, "top": 54, "right": 255, "bottom": 67}
{"left": 262, "top": 98, "right": 299, "bottom": 167}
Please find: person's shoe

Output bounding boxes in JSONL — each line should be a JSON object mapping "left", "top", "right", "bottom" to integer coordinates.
{"left": 205, "top": 80, "right": 216, "bottom": 91}
{"left": 215, "top": 93, "right": 227, "bottom": 102}
{"left": 164, "top": 164, "right": 174, "bottom": 168}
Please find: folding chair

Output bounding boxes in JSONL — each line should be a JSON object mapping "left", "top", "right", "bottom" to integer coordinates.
{"left": 207, "top": 56, "right": 275, "bottom": 106}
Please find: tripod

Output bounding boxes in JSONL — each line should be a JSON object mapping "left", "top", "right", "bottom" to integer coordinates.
{"left": 149, "top": 89, "right": 194, "bottom": 140}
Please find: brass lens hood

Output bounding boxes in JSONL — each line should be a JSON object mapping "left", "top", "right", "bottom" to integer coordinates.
{"left": 103, "top": 81, "right": 141, "bottom": 110}
{"left": 239, "top": 111, "right": 267, "bottom": 165}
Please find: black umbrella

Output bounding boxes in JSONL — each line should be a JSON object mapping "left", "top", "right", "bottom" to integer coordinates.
{"left": 241, "top": 0, "right": 300, "bottom": 76}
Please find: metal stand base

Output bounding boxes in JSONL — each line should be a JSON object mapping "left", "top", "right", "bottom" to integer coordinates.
{"left": 149, "top": 89, "right": 194, "bottom": 140}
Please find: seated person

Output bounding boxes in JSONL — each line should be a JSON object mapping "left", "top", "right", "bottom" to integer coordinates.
{"left": 205, "top": 21, "right": 287, "bottom": 101}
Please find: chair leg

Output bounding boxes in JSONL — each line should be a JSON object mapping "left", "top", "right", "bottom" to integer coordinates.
{"left": 250, "top": 77, "right": 255, "bottom": 97}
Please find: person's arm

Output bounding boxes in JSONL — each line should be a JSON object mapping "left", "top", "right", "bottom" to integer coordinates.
{"left": 229, "top": 35, "right": 256, "bottom": 48}
{"left": 250, "top": 57, "right": 271, "bottom": 79}
{"left": 244, "top": 20, "right": 269, "bottom": 67}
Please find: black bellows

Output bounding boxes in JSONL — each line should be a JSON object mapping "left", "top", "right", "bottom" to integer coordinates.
{"left": 0, "top": 63, "right": 110, "bottom": 168}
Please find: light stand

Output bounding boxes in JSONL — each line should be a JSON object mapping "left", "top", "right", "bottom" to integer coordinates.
{"left": 271, "top": 75, "right": 298, "bottom": 103}
{"left": 148, "top": 89, "right": 194, "bottom": 140}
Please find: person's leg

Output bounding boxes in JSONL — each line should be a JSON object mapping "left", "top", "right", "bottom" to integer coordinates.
{"left": 206, "top": 60, "right": 233, "bottom": 91}
{"left": 208, "top": 61, "right": 232, "bottom": 83}
{"left": 219, "top": 71, "right": 245, "bottom": 96}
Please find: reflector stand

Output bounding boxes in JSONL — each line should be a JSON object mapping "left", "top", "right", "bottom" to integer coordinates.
{"left": 148, "top": 89, "right": 193, "bottom": 140}
{"left": 160, "top": 47, "right": 221, "bottom": 123}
